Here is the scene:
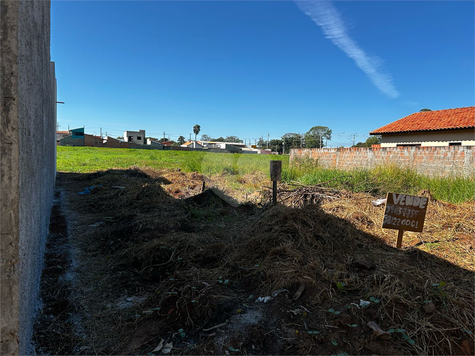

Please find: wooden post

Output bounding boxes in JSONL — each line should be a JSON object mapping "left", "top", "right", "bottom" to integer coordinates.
{"left": 270, "top": 161, "right": 282, "bottom": 206}
{"left": 396, "top": 230, "right": 404, "bottom": 249}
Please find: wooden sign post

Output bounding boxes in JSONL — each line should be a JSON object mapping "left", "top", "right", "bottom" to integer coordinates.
{"left": 270, "top": 161, "right": 282, "bottom": 205}
{"left": 382, "top": 193, "right": 428, "bottom": 249}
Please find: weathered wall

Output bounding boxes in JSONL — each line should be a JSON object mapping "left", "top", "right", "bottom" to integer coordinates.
{"left": 0, "top": 1, "right": 56, "bottom": 354}
{"left": 290, "top": 146, "right": 475, "bottom": 177}
{"left": 380, "top": 129, "right": 475, "bottom": 147}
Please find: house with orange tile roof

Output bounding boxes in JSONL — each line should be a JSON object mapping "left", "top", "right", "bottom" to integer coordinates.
{"left": 370, "top": 107, "right": 475, "bottom": 147}
{"left": 181, "top": 141, "right": 204, "bottom": 149}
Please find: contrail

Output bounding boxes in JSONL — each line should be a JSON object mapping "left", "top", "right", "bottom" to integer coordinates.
{"left": 295, "top": 0, "right": 399, "bottom": 98}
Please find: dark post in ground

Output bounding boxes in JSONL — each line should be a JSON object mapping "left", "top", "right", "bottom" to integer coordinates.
{"left": 270, "top": 160, "right": 282, "bottom": 205}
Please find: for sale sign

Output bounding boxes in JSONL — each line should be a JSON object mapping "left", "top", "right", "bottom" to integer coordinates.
{"left": 382, "top": 193, "right": 428, "bottom": 232}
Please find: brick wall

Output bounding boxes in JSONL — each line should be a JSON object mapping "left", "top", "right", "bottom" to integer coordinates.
{"left": 290, "top": 146, "right": 475, "bottom": 177}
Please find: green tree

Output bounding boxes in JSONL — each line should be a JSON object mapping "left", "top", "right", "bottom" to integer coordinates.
{"left": 201, "top": 134, "right": 211, "bottom": 141}
{"left": 257, "top": 137, "right": 265, "bottom": 148}
{"left": 304, "top": 126, "right": 332, "bottom": 148}
{"left": 177, "top": 136, "right": 186, "bottom": 145}
{"left": 366, "top": 136, "right": 381, "bottom": 145}
{"left": 282, "top": 133, "right": 303, "bottom": 152}
{"left": 213, "top": 137, "right": 225, "bottom": 142}
{"left": 420, "top": 108, "right": 432, "bottom": 112}
{"left": 269, "top": 139, "right": 283, "bottom": 153}
{"left": 193, "top": 124, "right": 201, "bottom": 146}
{"left": 224, "top": 135, "right": 242, "bottom": 143}
{"left": 352, "top": 136, "right": 381, "bottom": 147}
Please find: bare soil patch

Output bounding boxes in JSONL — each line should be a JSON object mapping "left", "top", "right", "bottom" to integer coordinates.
{"left": 34, "top": 168, "right": 474, "bottom": 355}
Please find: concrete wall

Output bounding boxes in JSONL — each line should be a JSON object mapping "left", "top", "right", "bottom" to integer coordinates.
{"left": 290, "top": 146, "right": 475, "bottom": 177}
{"left": 1, "top": 1, "right": 56, "bottom": 354}
{"left": 124, "top": 129, "right": 146, "bottom": 145}
{"left": 380, "top": 129, "right": 475, "bottom": 147}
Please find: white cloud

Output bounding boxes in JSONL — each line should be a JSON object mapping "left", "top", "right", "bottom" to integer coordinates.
{"left": 295, "top": 0, "right": 399, "bottom": 99}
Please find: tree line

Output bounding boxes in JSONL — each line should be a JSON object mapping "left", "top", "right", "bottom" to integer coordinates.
{"left": 134, "top": 124, "right": 380, "bottom": 153}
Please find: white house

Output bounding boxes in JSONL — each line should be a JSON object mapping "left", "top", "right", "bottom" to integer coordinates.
{"left": 370, "top": 107, "right": 475, "bottom": 147}
{"left": 124, "top": 129, "right": 146, "bottom": 145}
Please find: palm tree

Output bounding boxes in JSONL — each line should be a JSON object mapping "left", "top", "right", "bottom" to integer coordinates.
{"left": 193, "top": 124, "right": 201, "bottom": 148}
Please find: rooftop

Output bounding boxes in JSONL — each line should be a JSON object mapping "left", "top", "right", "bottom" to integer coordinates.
{"left": 370, "top": 106, "right": 475, "bottom": 134}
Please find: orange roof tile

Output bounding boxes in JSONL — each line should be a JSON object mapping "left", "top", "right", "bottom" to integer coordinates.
{"left": 370, "top": 107, "right": 475, "bottom": 134}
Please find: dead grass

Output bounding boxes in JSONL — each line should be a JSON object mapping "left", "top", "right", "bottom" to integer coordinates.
{"left": 36, "top": 167, "right": 474, "bottom": 356}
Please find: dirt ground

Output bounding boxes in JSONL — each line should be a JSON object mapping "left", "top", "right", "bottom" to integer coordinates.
{"left": 34, "top": 168, "right": 474, "bottom": 355}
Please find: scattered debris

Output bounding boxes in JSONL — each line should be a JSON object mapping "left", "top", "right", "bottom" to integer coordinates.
{"left": 78, "top": 185, "right": 102, "bottom": 195}
{"left": 277, "top": 182, "right": 341, "bottom": 207}
{"left": 161, "top": 342, "right": 173, "bottom": 355}
{"left": 255, "top": 296, "right": 272, "bottom": 303}
{"left": 292, "top": 284, "right": 306, "bottom": 301}
{"left": 202, "top": 322, "right": 228, "bottom": 332}
{"left": 152, "top": 339, "right": 163, "bottom": 353}
{"left": 372, "top": 198, "right": 387, "bottom": 207}
{"left": 367, "top": 321, "right": 391, "bottom": 339}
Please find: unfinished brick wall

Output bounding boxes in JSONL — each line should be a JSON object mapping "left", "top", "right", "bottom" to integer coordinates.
{"left": 290, "top": 146, "right": 475, "bottom": 177}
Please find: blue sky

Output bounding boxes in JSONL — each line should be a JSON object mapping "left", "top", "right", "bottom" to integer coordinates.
{"left": 52, "top": 0, "right": 474, "bottom": 147}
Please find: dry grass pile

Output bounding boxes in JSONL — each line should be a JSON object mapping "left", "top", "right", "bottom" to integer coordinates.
{"left": 38, "top": 168, "right": 474, "bottom": 356}
{"left": 229, "top": 204, "right": 474, "bottom": 355}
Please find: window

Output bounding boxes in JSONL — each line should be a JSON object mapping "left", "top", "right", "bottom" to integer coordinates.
{"left": 137, "top": 136, "right": 142, "bottom": 140}
{"left": 396, "top": 143, "right": 421, "bottom": 147}
{"left": 449, "top": 142, "right": 461, "bottom": 146}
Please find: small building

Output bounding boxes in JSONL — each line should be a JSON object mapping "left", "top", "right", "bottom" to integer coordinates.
{"left": 124, "top": 129, "right": 146, "bottom": 145}
{"left": 56, "top": 130, "right": 69, "bottom": 144}
{"left": 160, "top": 141, "right": 174, "bottom": 147}
{"left": 370, "top": 107, "right": 475, "bottom": 147}
{"left": 182, "top": 141, "right": 204, "bottom": 149}
{"left": 59, "top": 127, "right": 85, "bottom": 146}
{"left": 146, "top": 138, "right": 164, "bottom": 149}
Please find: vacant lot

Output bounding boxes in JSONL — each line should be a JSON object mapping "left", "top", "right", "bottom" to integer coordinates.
{"left": 57, "top": 147, "right": 475, "bottom": 203}
{"left": 35, "top": 149, "right": 474, "bottom": 355}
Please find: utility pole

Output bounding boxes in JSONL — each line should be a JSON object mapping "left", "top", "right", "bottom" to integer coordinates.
{"left": 189, "top": 133, "right": 192, "bottom": 141}
{"left": 267, "top": 133, "right": 269, "bottom": 149}
{"left": 100, "top": 127, "right": 102, "bottom": 138}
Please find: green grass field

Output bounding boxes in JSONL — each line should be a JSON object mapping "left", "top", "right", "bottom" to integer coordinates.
{"left": 57, "top": 146, "right": 475, "bottom": 203}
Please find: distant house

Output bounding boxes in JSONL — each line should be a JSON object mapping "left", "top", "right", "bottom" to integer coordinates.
{"left": 59, "top": 127, "right": 85, "bottom": 146}
{"left": 124, "top": 129, "right": 146, "bottom": 145}
{"left": 146, "top": 138, "right": 164, "bottom": 149}
{"left": 56, "top": 130, "right": 69, "bottom": 144}
{"left": 370, "top": 107, "right": 475, "bottom": 147}
{"left": 182, "top": 141, "right": 204, "bottom": 149}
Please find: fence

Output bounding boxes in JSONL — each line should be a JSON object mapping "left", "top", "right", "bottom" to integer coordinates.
{"left": 290, "top": 146, "right": 475, "bottom": 177}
